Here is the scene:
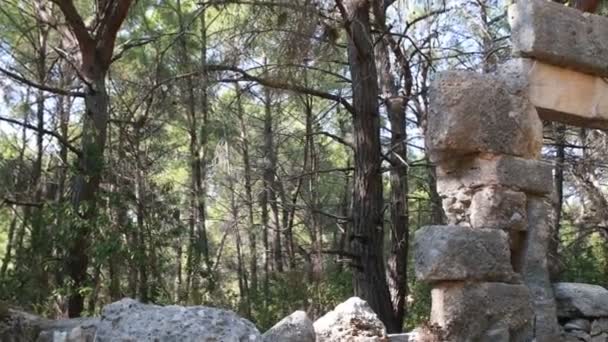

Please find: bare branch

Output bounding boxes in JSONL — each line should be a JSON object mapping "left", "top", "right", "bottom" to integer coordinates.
{"left": 0, "top": 66, "right": 86, "bottom": 97}
{"left": 0, "top": 115, "right": 82, "bottom": 157}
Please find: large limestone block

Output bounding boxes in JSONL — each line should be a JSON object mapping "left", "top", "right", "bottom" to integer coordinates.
{"left": 263, "top": 310, "right": 315, "bottom": 342}
{"left": 427, "top": 71, "right": 542, "bottom": 162}
{"left": 414, "top": 225, "right": 517, "bottom": 283}
{"left": 469, "top": 186, "right": 526, "bottom": 231}
{"left": 519, "top": 196, "right": 561, "bottom": 342}
{"left": 313, "top": 297, "right": 387, "bottom": 342}
{"left": 95, "top": 298, "right": 262, "bottom": 341}
{"left": 437, "top": 154, "right": 553, "bottom": 197}
{"left": 554, "top": 283, "right": 608, "bottom": 318}
{"left": 500, "top": 59, "right": 608, "bottom": 130}
{"left": 431, "top": 282, "right": 534, "bottom": 342}
{"left": 509, "top": 0, "right": 608, "bottom": 78}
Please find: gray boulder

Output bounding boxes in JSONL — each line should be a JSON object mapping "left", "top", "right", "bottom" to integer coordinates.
{"left": 554, "top": 283, "right": 608, "bottom": 318}
{"left": 0, "top": 309, "right": 43, "bottom": 342}
{"left": 95, "top": 298, "right": 261, "bottom": 341}
{"left": 263, "top": 310, "right": 315, "bottom": 342}
{"left": 414, "top": 225, "right": 518, "bottom": 283}
{"left": 313, "top": 297, "right": 387, "bottom": 341}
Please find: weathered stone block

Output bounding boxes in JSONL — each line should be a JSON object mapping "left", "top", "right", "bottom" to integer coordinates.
{"left": 509, "top": 0, "right": 608, "bottom": 78}
{"left": 414, "top": 226, "right": 517, "bottom": 283}
{"left": 499, "top": 58, "right": 608, "bottom": 130}
{"left": 437, "top": 154, "right": 553, "bottom": 196}
{"left": 430, "top": 282, "right": 533, "bottom": 342}
{"left": 554, "top": 283, "right": 608, "bottom": 318}
{"left": 427, "top": 71, "right": 542, "bottom": 162}
{"left": 520, "top": 196, "right": 561, "bottom": 342}
{"left": 470, "top": 186, "right": 526, "bottom": 231}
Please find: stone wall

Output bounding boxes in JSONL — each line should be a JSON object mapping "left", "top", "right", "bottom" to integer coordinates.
{"left": 414, "top": 0, "right": 608, "bottom": 340}
{"left": 415, "top": 70, "right": 558, "bottom": 341}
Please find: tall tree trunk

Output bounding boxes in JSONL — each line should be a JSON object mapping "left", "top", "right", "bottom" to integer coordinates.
{"left": 0, "top": 209, "right": 18, "bottom": 277}
{"left": 53, "top": 0, "right": 133, "bottom": 317}
{"left": 373, "top": 1, "right": 410, "bottom": 328}
{"left": 236, "top": 85, "right": 258, "bottom": 297}
{"left": 550, "top": 123, "right": 566, "bottom": 279}
{"left": 304, "top": 97, "right": 322, "bottom": 280}
{"left": 342, "top": 0, "right": 399, "bottom": 332}
{"left": 135, "top": 126, "right": 149, "bottom": 302}
{"left": 262, "top": 85, "right": 283, "bottom": 273}
{"left": 230, "top": 176, "right": 251, "bottom": 317}
{"left": 178, "top": 1, "right": 211, "bottom": 304}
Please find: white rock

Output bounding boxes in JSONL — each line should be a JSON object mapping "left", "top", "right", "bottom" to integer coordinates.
{"left": 263, "top": 310, "right": 315, "bottom": 342}
{"left": 313, "top": 297, "right": 387, "bottom": 341}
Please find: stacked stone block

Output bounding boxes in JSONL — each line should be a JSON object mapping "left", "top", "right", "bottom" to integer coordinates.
{"left": 414, "top": 71, "right": 560, "bottom": 341}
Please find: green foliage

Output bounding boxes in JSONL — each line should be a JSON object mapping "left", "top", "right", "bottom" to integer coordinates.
{"left": 405, "top": 280, "right": 432, "bottom": 331}
{"left": 250, "top": 269, "right": 352, "bottom": 331}
{"left": 559, "top": 223, "right": 608, "bottom": 286}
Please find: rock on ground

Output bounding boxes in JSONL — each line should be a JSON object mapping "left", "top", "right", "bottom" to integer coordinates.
{"left": 95, "top": 298, "right": 261, "bottom": 342}
{"left": 313, "top": 297, "right": 387, "bottom": 341}
{"left": 0, "top": 309, "right": 42, "bottom": 342}
{"left": 554, "top": 283, "right": 608, "bottom": 318}
{"left": 263, "top": 310, "right": 315, "bottom": 342}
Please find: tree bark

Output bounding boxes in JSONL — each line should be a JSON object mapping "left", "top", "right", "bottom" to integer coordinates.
{"left": 373, "top": 1, "right": 410, "bottom": 329}
{"left": 342, "top": 0, "right": 399, "bottom": 332}
{"left": 550, "top": 123, "right": 566, "bottom": 279}
{"left": 53, "top": 0, "right": 133, "bottom": 317}
{"left": 236, "top": 85, "right": 258, "bottom": 298}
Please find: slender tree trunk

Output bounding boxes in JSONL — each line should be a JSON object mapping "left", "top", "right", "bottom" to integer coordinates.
{"left": 135, "top": 127, "right": 149, "bottom": 302}
{"left": 236, "top": 85, "right": 258, "bottom": 297}
{"left": 177, "top": 1, "right": 211, "bottom": 303}
{"left": 67, "top": 76, "right": 108, "bottom": 317}
{"left": 373, "top": 1, "right": 410, "bottom": 328}
{"left": 303, "top": 97, "right": 323, "bottom": 280}
{"left": 550, "top": 123, "right": 566, "bottom": 279}
{"left": 87, "top": 265, "right": 101, "bottom": 314}
{"left": 0, "top": 209, "right": 18, "bottom": 277}
{"left": 25, "top": 9, "right": 51, "bottom": 303}
{"left": 13, "top": 108, "right": 31, "bottom": 272}
{"left": 53, "top": 0, "right": 133, "bottom": 317}
{"left": 262, "top": 85, "right": 283, "bottom": 273}
{"left": 343, "top": 0, "right": 399, "bottom": 332}
{"left": 230, "top": 177, "right": 251, "bottom": 317}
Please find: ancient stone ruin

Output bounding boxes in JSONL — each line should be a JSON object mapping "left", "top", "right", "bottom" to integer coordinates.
{"left": 414, "top": 0, "right": 608, "bottom": 341}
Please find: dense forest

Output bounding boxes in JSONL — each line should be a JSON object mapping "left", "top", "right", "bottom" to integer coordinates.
{"left": 1, "top": 0, "right": 608, "bottom": 333}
